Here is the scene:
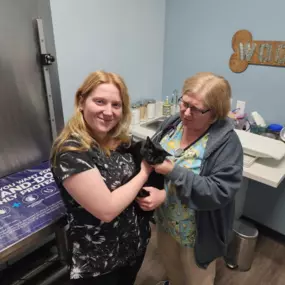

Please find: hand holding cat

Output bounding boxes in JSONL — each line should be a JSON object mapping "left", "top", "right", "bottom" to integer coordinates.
{"left": 136, "top": 186, "right": 166, "bottom": 211}
{"left": 152, "top": 159, "right": 174, "bottom": 175}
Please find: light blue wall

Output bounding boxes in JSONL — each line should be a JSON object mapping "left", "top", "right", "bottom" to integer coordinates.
{"left": 163, "top": 0, "right": 285, "bottom": 124}
{"left": 163, "top": 0, "right": 285, "bottom": 234}
{"left": 50, "top": 0, "right": 165, "bottom": 121}
{"left": 50, "top": 0, "right": 285, "bottom": 234}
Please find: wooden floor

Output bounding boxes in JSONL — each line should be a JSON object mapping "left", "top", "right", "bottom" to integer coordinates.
{"left": 3, "top": 223, "right": 285, "bottom": 285}
{"left": 135, "top": 225, "right": 285, "bottom": 285}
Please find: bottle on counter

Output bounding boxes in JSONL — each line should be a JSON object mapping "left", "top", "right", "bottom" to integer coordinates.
{"left": 147, "top": 99, "right": 156, "bottom": 119}
{"left": 162, "top": 96, "right": 171, "bottom": 117}
{"left": 139, "top": 100, "right": 148, "bottom": 122}
{"left": 170, "top": 92, "right": 175, "bottom": 115}
{"left": 171, "top": 89, "right": 179, "bottom": 115}
{"left": 155, "top": 100, "right": 163, "bottom": 117}
{"left": 175, "top": 89, "right": 180, "bottom": 113}
{"left": 131, "top": 103, "right": 140, "bottom": 125}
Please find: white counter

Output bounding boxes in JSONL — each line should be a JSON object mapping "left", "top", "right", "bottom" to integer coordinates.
{"left": 131, "top": 119, "right": 285, "bottom": 188}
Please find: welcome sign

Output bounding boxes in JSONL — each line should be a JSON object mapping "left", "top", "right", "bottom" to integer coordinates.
{"left": 0, "top": 161, "right": 66, "bottom": 252}
{"left": 229, "top": 30, "right": 285, "bottom": 72}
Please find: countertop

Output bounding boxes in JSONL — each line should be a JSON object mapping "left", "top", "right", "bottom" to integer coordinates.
{"left": 131, "top": 117, "right": 285, "bottom": 188}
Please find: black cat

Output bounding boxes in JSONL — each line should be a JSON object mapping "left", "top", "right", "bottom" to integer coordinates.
{"left": 119, "top": 137, "right": 169, "bottom": 222}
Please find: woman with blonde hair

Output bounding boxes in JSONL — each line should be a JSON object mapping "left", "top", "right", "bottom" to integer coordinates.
{"left": 137, "top": 72, "right": 243, "bottom": 285}
{"left": 51, "top": 71, "right": 153, "bottom": 284}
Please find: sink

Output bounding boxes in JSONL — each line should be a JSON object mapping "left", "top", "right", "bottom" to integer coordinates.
{"left": 141, "top": 117, "right": 166, "bottom": 131}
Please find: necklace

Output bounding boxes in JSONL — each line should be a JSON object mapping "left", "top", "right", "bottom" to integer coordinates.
{"left": 174, "top": 148, "right": 184, "bottom": 157}
{"left": 174, "top": 128, "right": 210, "bottom": 158}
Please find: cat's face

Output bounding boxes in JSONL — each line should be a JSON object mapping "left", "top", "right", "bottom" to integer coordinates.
{"left": 141, "top": 137, "right": 169, "bottom": 165}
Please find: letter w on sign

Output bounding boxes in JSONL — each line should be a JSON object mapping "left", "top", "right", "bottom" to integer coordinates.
{"left": 229, "top": 30, "right": 285, "bottom": 73}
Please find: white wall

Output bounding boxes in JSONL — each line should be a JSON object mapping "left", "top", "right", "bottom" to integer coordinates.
{"left": 50, "top": 0, "right": 165, "bottom": 121}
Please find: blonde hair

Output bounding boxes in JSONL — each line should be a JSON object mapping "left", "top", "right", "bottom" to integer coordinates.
{"left": 182, "top": 72, "right": 231, "bottom": 120}
{"left": 51, "top": 71, "right": 131, "bottom": 164}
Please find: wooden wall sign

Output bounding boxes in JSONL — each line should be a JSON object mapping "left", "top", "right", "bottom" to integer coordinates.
{"left": 229, "top": 30, "right": 285, "bottom": 73}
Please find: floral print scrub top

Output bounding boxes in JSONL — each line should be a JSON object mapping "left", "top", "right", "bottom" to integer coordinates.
{"left": 156, "top": 122, "right": 209, "bottom": 247}
{"left": 51, "top": 138, "right": 150, "bottom": 280}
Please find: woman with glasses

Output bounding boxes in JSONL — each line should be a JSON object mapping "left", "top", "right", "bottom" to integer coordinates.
{"left": 137, "top": 72, "right": 243, "bottom": 285}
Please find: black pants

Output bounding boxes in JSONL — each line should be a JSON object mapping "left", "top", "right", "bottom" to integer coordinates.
{"left": 69, "top": 252, "right": 145, "bottom": 285}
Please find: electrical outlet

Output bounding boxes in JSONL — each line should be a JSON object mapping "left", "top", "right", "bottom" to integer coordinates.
{"left": 236, "top": 100, "right": 246, "bottom": 116}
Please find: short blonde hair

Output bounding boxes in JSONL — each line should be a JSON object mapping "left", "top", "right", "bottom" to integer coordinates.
{"left": 51, "top": 71, "right": 131, "bottom": 164}
{"left": 182, "top": 72, "right": 231, "bottom": 120}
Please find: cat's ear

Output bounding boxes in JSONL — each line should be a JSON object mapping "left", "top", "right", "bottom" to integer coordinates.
{"left": 148, "top": 137, "right": 155, "bottom": 148}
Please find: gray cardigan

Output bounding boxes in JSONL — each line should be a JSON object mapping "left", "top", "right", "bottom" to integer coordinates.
{"left": 152, "top": 114, "right": 243, "bottom": 268}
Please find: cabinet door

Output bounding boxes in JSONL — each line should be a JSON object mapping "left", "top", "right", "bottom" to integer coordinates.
{"left": 0, "top": 0, "right": 63, "bottom": 177}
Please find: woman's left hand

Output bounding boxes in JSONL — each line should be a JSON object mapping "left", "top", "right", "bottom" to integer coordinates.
{"left": 136, "top": 186, "right": 166, "bottom": 211}
{"left": 153, "top": 159, "right": 174, "bottom": 175}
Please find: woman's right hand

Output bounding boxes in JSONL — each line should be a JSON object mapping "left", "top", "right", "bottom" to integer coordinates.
{"left": 140, "top": 160, "right": 153, "bottom": 179}
{"left": 136, "top": 187, "right": 166, "bottom": 211}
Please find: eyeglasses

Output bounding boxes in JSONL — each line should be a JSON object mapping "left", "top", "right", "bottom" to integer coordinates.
{"left": 178, "top": 97, "right": 210, "bottom": 115}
